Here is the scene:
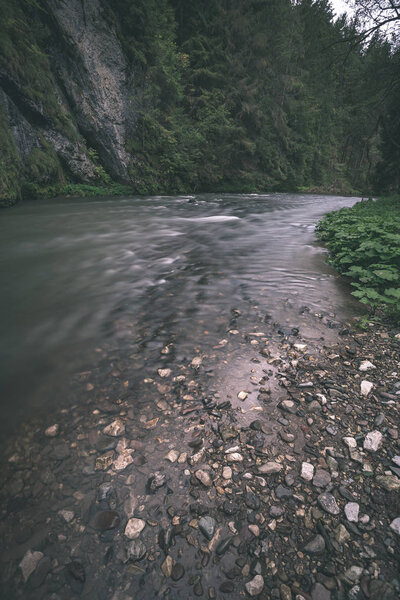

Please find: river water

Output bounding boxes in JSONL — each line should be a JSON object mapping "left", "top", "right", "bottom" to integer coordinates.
{"left": 0, "top": 193, "right": 361, "bottom": 439}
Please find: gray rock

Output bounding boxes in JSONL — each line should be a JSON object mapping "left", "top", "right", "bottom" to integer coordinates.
{"left": 389, "top": 517, "right": 400, "bottom": 535}
{"left": 258, "top": 462, "right": 282, "bottom": 474}
{"left": 363, "top": 431, "right": 383, "bottom": 452}
{"left": 301, "top": 462, "right": 314, "bottom": 481}
{"left": 199, "top": 516, "right": 216, "bottom": 540}
{"left": 318, "top": 493, "right": 340, "bottom": 515}
{"left": 245, "top": 574, "right": 264, "bottom": 596}
{"left": 344, "top": 502, "right": 359, "bottom": 523}
{"left": 126, "top": 539, "right": 146, "bottom": 562}
{"left": 275, "top": 485, "right": 293, "bottom": 499}
{"left": 313, "top": 470, "right": 331, "bottom": 488}
{"left": 304, "top": 534, "right": 326, "bottom": 554}
{"left": 19, "top": 550, "right": 44, "bottom": 582}
{"left": 195, "top": 469, "right": 213, "bottom": 487}
{"left": 311, "top": 582, "right": 331, "bottom": 600}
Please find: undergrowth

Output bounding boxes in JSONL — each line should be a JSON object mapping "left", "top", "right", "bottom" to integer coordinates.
{"left": 316, "top": 196, "right": 400, "bottom": 322}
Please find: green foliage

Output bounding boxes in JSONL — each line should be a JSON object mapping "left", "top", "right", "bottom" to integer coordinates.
{"left": 316, "top": 196, "right": 400, "bottom": 320}
{"left": 0, "top": 106, "right": 21, "bottom": 206}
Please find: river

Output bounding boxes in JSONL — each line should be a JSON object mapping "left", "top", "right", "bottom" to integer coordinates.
{"left": 0, "top": 192, "right": 362, "bottom": 440}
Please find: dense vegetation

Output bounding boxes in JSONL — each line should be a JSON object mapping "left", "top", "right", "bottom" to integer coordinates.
{"left": 0, "top": 0, "right": 400, "bottom": 202}
{"left": 317, "top": 196, "right": 400, "bottom": 321}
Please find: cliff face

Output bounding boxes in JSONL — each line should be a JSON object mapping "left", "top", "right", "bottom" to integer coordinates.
{"left": 0, "top": 0, "right": 138, "bottom": 205}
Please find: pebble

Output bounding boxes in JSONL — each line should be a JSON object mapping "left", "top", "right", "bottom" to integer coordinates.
{"left": 245, "top": 574, "right": 264, "bottom": 596}
{"left": 301, "top": 462, "right": 314, "bottom": 481}
{"left": 227, "top": 452, "right": 243, "bottom": 462}
{"left": 334, "top": 524, "right": 350, "bottom": 544}
{"left": 258, "top": 462, "right": 283, "bottom": 474}
{"left": 164, "top": 450, "right": 179, "bottom": 463}
{"left": 58, "top": 509, "right": 74, "bottom": 523}
{"left": 361, "top": 380, "right": 373, "bottom": 396}
{"left": 171, "top": 563, "right": 185, "bottom": 581}
{"left": 275, "top": 485, "right": 292, "bottom": 499}
{"left": 313, "top": 469, "right": 331, "bottom": 488}
{"left": 222, "top": 466, "right": 232, "bottom": 479}
{"left": 126, "top": 539, "right": 147, "bottom": 562}
{"left": 103, "top": 418, "right": 125, "bottom": 437}
{"left": 363, "top": 431, "right": 383, "bottom": 452}
{"left": 93, "top": 510, "right": 120, "bottom": 531}
{"left": 147, "top": 471, "right": 167, "bottom": 492}
{"left": 161, "top": 555, "right": 173, "bottom": 577}
{"left": 45, "top": 424, "right": 59, "bottom": 437}
{"left": 343, "top": 437, "right": 357, "bottom": 449}
{"left": 376, "top": 475, "right": 400, "bottom": 491}
{"left": 359, "top": 360, "right": 376, "bottom": 371}
{"left": 114, "top": 450, "right": 134, "bottom": 471}
{"left": 199, "top": 516, "right": 216, "bottom": 540}
{"left": 195, "top": 469, "right": 213, "bottom": 487}
{"left": 344, "top": 502, "right": 360, "bottom": 523}
{"left": 390, "top": 517, "right": 400, "bottom": 535}
{"left": 280, "top": 583, "right": 293, "bottom": 600}
{"left": 304, "top": 534, "right": 326, "bottom": 554}
{"left": 158, "top": 368, "right": 171, "bottom": 377}
{"left": 311, "top": 583, "right": 331, "bottom": 600}
{"left": 317, "top": 493, "right": 340, "bottom": 515}
{"left": 19, "top": 550, "right": 44, "bottom": 582}
{"left": 392, "top": 456, "right": 400, "bottom": 467}
{"left": 124, "top": 518, "right": 145, "bottom": 539}
{"left": 238, "top": 391, "right": 248, "bottom": 400}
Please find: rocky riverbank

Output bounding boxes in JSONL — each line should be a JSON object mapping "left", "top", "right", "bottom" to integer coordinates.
{"left": 1, "top": 312, "right": 399, "bottom": 600}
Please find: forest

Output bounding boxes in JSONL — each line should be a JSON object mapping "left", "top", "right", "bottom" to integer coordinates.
{"left": 0, "top": 0, "right": 399, "bottom": 203}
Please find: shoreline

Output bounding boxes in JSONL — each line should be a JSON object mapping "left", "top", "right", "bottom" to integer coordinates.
{"left": 1, "top": 310, "right": 399, "bottom": 599}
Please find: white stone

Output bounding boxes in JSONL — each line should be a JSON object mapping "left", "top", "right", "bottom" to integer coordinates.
{"left": 103, "top": 418, "right": 125, "bottom": 437}
{"left": 125, "top": 518, "right": 145, "bottom": 539}
{"left": 164, "top": 450, "right": 179, "bottom": 463}
{"left": 248, "top": 524, "right": 260, "bottom": 537}
{"left": 392, "top": 456, "right": 400, "bottom": 467}
{"left": 158, "top": 368, "right": 171, "bottom": 378}
{"left": 363, "top": 431, "right": 383, "bottom": 452}
{"left": 195, "top": 469, "right": 213, "bottom": 487}
{"left": 114, "top": 450, "right": 134, "bottom": 471}
{"left": 226, "top": 452, "right": 243, "bottom": 462}
{"left": 191, "top": 356, "right": 202, "bottom": 367}
{"left": 344, "top": 502, "right": 359, "bottom": 523}
{"left": 294, "top": 344, "right": 307, "bottom": 351}
{"left": 45, "top": 424, "right": 59, "bottom": 437}
{"left": 390, "top": 517, "right": 400, "bottom": 535}
{"left": 359, "top": 360, "right": 376, "bottom": 372}
{"left": 222, "top": 466, "right": 232, "bottom": 479}
{"left": 361, "top": 380, "right": 373, "bottom": 396}
{"left": 237, "top": 391, "right": 248, "bottom": 400}
{"left": 258, "top": 462, "right": 282, "bottom": 474}
{"left": 58, "top": 509, "right": 74, "bottom": 523}
{"left": 19, "top": 550, "right": 44, "bottom": 582}
{"left": 343, "top": 437, "right": 357, "bottom": 449}
{"left": 301, "top": 462, "right": 314, "bottom": 481}
{"left": 245, "top": 574, "right": 264, "bottom": 596}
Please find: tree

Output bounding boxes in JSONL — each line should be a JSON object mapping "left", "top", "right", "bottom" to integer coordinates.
{"left": 351, "top": 0, "right": 400, "bottom": 43}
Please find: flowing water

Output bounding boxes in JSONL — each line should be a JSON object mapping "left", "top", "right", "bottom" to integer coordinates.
{"left": 0, "top": 193, "right": 361, "bottom": 439}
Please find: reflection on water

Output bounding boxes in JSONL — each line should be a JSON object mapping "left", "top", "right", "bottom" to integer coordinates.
{"left": 0, "top": 193, "right": 360, "bottom": 435}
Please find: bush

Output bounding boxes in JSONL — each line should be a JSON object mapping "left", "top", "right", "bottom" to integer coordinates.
{"left": 316, "top": 196, "right": 400, "bottom": 321}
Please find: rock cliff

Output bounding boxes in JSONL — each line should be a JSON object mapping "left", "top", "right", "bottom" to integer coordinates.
{"left": 0, "top": 0, "right": 138, "bottom": 205}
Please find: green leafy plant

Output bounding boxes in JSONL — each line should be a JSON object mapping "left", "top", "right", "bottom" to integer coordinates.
{"left": 316, "top": 196, "right": 400, "bottom": 321}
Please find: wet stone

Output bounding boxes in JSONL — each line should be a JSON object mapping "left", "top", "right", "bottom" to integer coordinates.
{"left": 125, "top": 518, "right": 145, "bottom": 539}
{"left": 311, "top": 582, "right": 331, "bottom": 600}
{"left": 313, "top": 469, "right": 331, "bottom": 488}
{"left": 199, "top": 516, "right": 216, "bottom": 540}
{"left": 220, "top": 581, "right": 235, "bottom": 593}
{"left": 245, "top": 574, "right": 264, "bottom": 596}
{"left": 147, "top": 471, "right": 167, "bottom": 492}
{"left": 216, "top": 536, "right": 232, "bottom": 556}
{"left": 304, "top": 534, "right": 326, "bottom": 554}
{"left": 126, "top": 539, "right": 147, "bottom": 562}
{"left": 275, "top": 485, "right": 293, "bottom": 499}
{"left": 171, "top": 563, "right": 185, "bottom": 581}
{"left": 318, "top": 493, "right": 340, "bottom": 515}
{"left": 92, "top": 510, "right": 120, "bottom": 531}
{"left": 363, "top": 431, "right": 383, "bottom": 452}
{"left": 66, "top": 561, "right": 86, "bottom": 583}
{"left": 344, "top": 502, "right": 359, "bottom": 523}
{"left": 20, "top": 550, "right": 44, "bottom": 582}
{"left": 29, "top": 556, "right": 52, "bottom": 589}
